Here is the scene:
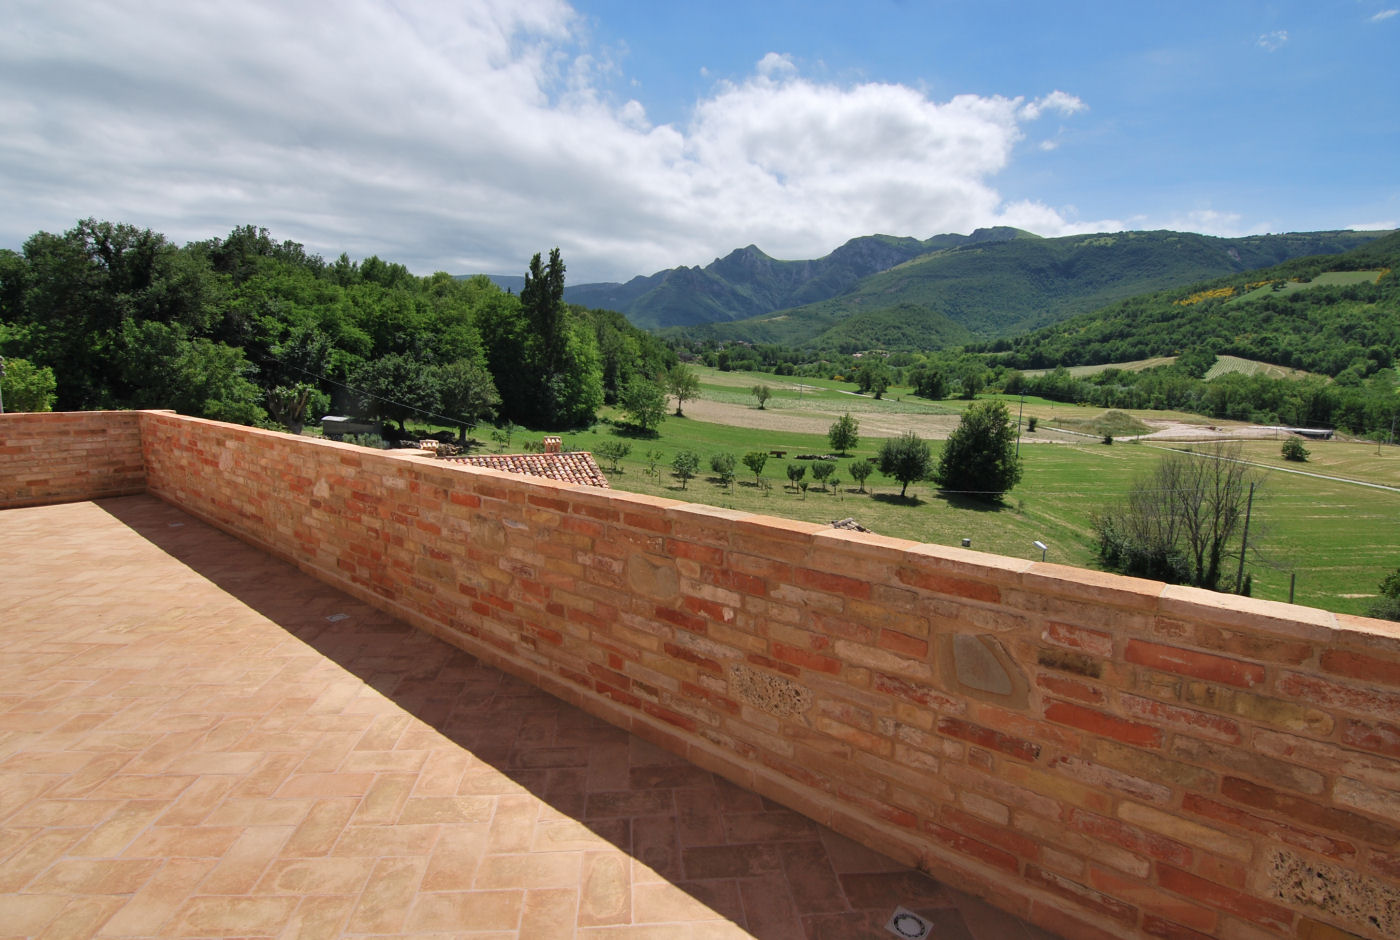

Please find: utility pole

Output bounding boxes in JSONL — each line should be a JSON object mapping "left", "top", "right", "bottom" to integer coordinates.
{"left": 1015, "top": 393, "right": 1024, "bottom": 458}
{"left": 0, "top": 356, "right": 6, "bottom": 414}
{"left": 1235, "top": 481, "right": 1256, "bottom": 594}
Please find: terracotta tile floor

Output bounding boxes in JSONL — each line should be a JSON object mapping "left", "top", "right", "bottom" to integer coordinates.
{"left": 0, "top": 496, "right": 1061, "bottom": 939}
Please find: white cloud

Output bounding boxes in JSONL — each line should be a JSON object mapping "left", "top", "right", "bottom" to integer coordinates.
{"left": 1257, "top": 30, "right": 1288, "bottom": 51}
{"left": 1370, "top": 10, "right": 1398, "bottom": 23}
{"left": 0, "top": 0, "right": 1100, "bottom": 282}
{"left": 1347, "top": 220, "right": 1398, "bottom": 231}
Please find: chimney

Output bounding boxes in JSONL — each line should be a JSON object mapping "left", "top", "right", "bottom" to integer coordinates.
{"left": 543, "top": 436, "right": 561, "bottom": 454}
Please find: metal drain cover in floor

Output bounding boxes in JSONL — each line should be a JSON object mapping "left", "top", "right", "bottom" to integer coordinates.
{"left": 885, "top": 905, "right": 932, "bottom": 939}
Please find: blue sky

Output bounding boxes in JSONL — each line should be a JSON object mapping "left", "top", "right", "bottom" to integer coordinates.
{"left": 2, "top": 1, "right": 1396, "bottom": 283}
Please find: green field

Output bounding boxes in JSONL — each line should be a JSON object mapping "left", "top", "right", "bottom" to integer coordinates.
{"left": 521, "top": 385, "right": 1400, "bottom": 618}
{"left": 1229, "top": 269, "right": 1385, "bottom": 304}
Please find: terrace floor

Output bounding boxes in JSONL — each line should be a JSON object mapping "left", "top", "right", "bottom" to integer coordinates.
{"left": 0, "top": 495, "right": 1060, "bottom": 939}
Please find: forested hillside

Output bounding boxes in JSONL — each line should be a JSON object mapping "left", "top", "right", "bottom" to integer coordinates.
{"left": 984, "top": 231, "right": 1400, "bottom": 378}
{"left": 0, "top": 220, "right": 671, "bottom": 431}
{"left": 672, "top": 229, "right": 1388, "bottom": 351}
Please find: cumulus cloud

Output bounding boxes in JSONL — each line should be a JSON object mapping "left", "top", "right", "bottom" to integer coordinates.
{"left": 1257, "top": 30, "right": 1289, "bottom": 51}
{"left": 0, "top": 0, "right": 1101, "bottom": 282}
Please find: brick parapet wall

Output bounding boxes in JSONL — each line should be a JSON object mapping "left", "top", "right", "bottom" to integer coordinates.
{"left": 0, "top": 410, "right": 146, "bottom": 508}
{"left": 15, "top": 410, "right": 1400, "bottom": 939}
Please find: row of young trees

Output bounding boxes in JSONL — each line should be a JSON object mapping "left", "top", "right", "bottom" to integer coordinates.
{"left": 0, "top": 220, "right": 673, "bottom": 433}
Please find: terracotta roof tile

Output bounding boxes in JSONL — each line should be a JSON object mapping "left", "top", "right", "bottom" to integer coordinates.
{"left": 444, "top": 451, "right": 610, "bottom": 488}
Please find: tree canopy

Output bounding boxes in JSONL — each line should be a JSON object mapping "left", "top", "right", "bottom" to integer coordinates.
{"left": 934, "top": 400, "right": 1023, "bottom": 501}
{"left": 0, "top": 222, "right": 671, "bottom": 435}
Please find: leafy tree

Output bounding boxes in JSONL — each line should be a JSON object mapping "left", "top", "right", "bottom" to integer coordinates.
{"left": 667, "top": 364, "right": 701, "bottom": 416}
{"left": 709, "top": 452, "right": 737, "bottom": 487}
{"left": 752, "top": 384, "right": 772, "bottom": 409}
{"left": 619, "top": 376, "right": 667, "bottom": 432}
{"left": 856, "top": 362, "right": 891, "bottom": 398}
{"left": 878, "top": 431, "right": 932, "bottom": 498}
{"left": 828, "top": 412, "right": 859, "bottom": 454}
{"left": 849, "top": 458, "right": 873, "bottom": 493}
{"left": 437, "top": 359, "right": 501, "bottom": 443}
{"left": 742, "top": 451, "right": 769, "bottom": 484}
{"left": 1281, "top": 436, "right": 1309, "bottom": 462}
{"left": 595, "top": 439, "right": 631, "bottom": 472}
{"left": 911, "top": 367, "right": 948, "bottom": 400}
{"left": 671, "top": 450, "right": 700, "bottom": 489}
{"left": 785, "top": 462, "right": 806, "bottom": 490}
{"left": 1370, "top": 568, "right": 1400, "bottom": 621}
{"left": 1176, "top": 346, "right": 1218, "bottom": 379}
{"left": 811, "top": 461, "right": 835, "bottom": 491}
{"left": 0, "top": 357, "right": 56, "bottom": 412}
{"left": 350, "top": 352, "right": 439, "bottom": 432}
{"left": 1026, "top": 416, "right": 1038, "bottom": 432}
{"left": 1093, "top": 443, "right": 1259, "bottom": 591}
{"left": 934, "top": 400, "right": 1022, "bottom": 501}
{"left": 266, "top": 382, "right": 325, "bottom": 434}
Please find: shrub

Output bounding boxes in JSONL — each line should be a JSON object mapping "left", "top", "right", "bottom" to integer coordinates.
{"left": 1282, "top": 436, "right": 1309, "bottom": 462}
{"left": 710, "top": 452, "right": 737, "bottom": 487}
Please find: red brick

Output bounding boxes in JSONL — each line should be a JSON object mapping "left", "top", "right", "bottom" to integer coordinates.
{"left": 707, "top": 567, "right": 768, "bottom": 597}
{"left": 1044, "top": 622, "right": 1113, "bottom": 657}
{"left": 1044, "top": 700, "right": 1164, "bottom": 749}
{"left": 1219, "top": 777, "right": 1400, "bottom": 844}
{"left": 1034, "top": 673, "right": 1106, "bottom": 704}
{"left": 771, "top": 642, "right": 842, "bottom": 676}
{"left": 1156, "top": 865, "right": 1294, "bottom": 932}
{"left": 1194, "top": 625, "right": 1312, "bottom": 665}
{"left": 1321, "top": 649, "right": 1400, "bottom": 687}
{"left": 871, "top": 673, "right": 963, "bottom": 712}
{"left": 1276, "top": 672, "right": 1400, "bottom": 718}
{"left": 877, "top": 629, "right": 928, "bottom": 659}
{"left": 654, "top": 605, "right": 708, "bottom": 633}
{"left": 923, "top": 822, "right": 1020, "bottom": 873}
{"left": 943, "top": 807, "right": 1041, "bottom": 862}
{"left": 1119, "top": 694, "right": 1242, "bottom": 744}
{"left": 1025, "top": 865, "right": 1137, "bottom": 924}
{"left": 796, "top": 568, "right": 871, "bottom": 599}
{"left": 667, "top": 540, "right": 725, "bottom": 566}
{"left": 937, "top": 717, "right": 1041, "bottom": 762}
{"left": 1125, "top": 640, "right": 1265, "bottom": 688}
{"left": 622, "top": 511, "right": 670, "bottom": 534}
{"left": 1142, "top": 914, "right": 1217, "bottom": 940}
{"left": 1064, "top": 808, "right": 1191, "bottom": 867}
{"left": 896, "top": 567, "right": 1001, "bottom": 603}
{"left": 1181, "top": 794, "right": 1356, "bottom": 860}
{"left": 641, "top": 702, "right": 698, "bottom": 733}
{"left": 682, "top": 596, "right": 734, "bottom": 624}
{"left": 661, "top": 642, "right": 723, "bottom": 675}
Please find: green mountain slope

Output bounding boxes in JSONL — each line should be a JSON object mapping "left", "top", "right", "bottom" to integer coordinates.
{"left": 560, "top": 228, "right": 1028, "bottom": 329}
{"left": 685, "top": 229, "right": 1389, "bottom": 351}
{"left": 985, "top": 231, "right": 1400, "bottom": 378}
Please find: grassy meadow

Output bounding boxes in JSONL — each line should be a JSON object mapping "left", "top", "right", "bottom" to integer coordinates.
{"left": 548, "top": 369, "right": 1400, "bottom": 617}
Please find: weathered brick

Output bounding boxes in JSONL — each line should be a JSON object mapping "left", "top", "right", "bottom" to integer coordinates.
{"left": 770, "top": 642, "right": 842, "bottom": 676}
{"left": 936, "top": 717, "right": 1041, "bottom": 762}
{"left": 1181, "top": 682, "right": 1333, "bottom": 735}
{"left": 1320, "top": 648, "right": 1400, "bottom": 687}
{"left": 1024, "top": 865, "right": 1137, "bottom": 924}
{"left": 1156, "top": 865, "right": 1294, "bottom": 932}
{"left": 1116, "top": 801, "right": 1253, "bottom": 862}
{"left": 1340, "top": 718, "right": 1400, "bottom": 759}
{"left": 1180, "top": 794, "right": 1357, "bottom": 860}
{"left": 1219, "top": 777, "right": 1400, "bottom": 845}
{"left": 1047, "top": 756, "right": 1172, "bottom": 805}
{"left": 1043, "top": 622, "right": 1114, "bottom": 657}
{"left": 1044, "top": 700, "right": 1163, "bottom": 749}
{"left": 896, "top": 566, "right": 1001, "bottom": 603}
{"left": 795, "top": 567, "right": 871, "bottom": 600}
{"left": 1119, "top": 694, "right": 1241, "bottom": 745}
{"left": 1063, "top": 808, "right": 1192, "bottom": 867}
{"left": 1170, "top": 736, "right": 1324, "bottom": 795}
{"left": 923, "top": 822, "right": 1020, "bottom": 873}
{"left": 1276, "top": 672, "right": 1400, "bottom": 720}
{"left": 1125, "top": 640, "right": 1265, "bottom": 688}
{"left": 1034, "top": 672, "right": 1106, "bottom": 704}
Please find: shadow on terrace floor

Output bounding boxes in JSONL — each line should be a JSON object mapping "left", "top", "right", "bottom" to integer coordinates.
{"left": 9, "top": 494, "right": 1056, "bottom": 938}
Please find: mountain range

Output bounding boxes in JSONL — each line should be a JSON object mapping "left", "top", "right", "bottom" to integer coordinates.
{"left": 475, "top": 227, "right": 1391, "bottom": 351}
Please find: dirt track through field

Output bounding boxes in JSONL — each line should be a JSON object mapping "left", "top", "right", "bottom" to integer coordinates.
{"left": 681, "top": 395, "right": 1290, "bottom": 444}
